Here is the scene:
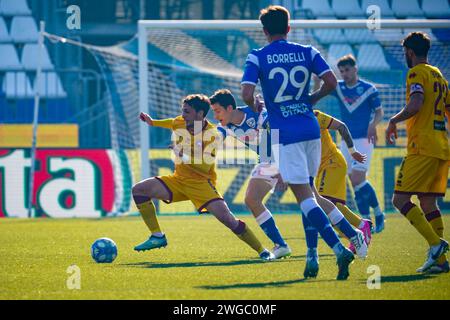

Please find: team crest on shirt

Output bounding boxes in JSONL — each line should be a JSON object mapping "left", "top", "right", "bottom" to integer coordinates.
{"left": 246, "top": 118, "right": 256, "bottom": 128}
{"left": 356, "top": 86, "right": 364, "bottom": 95}
{"left": 410, "top": 83, "right": 424, "bottom": 93}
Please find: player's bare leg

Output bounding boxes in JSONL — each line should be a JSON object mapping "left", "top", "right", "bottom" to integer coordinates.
{"left": 351, "top": 170, "right": 385, "bottom": 233}
{"left": 290, "top": 183, "right": 355, "bottom": 280}
{"left": 132, "top": 178, "right": 171, "bottom": 251}
{"left": 205, "top": 199, "right": 275, "bottom": 261}
{"left": 245, "top": 178, "right": 291, "bottom": 258}
{"left": 392, "top": 193, "right": 448, "bottom": 272}
{"left": 418, "top": 196, "right": 448, "bottom": 273}
{"left": 312, "top": 186, "right": 367, "bottom": 259}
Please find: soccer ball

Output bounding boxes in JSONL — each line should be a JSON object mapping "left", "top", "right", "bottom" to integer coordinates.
{"left": 91, "top": 237, "right": 118, "bottom": 263}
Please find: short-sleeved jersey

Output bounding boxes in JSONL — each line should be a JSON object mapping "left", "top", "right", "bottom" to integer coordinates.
{"left": 152, "top": 116, "right": 218, "bottom": 181}
{"left": 333, "top": 79, "right": 382, "bottom": 139}
{"left": 314, "top": 110, "right": 339, "bottom": 163}
{"left": 241, "top": 40, "right": 331, "bottom": 145}
{"left": 217, "top": 106, "right": 272, "bottom": 162}
{"left": 405, "top": 64, "right": 450, "bottom": 160}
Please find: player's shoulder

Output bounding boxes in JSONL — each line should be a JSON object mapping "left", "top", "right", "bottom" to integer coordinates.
{"left": 172, "top": 116, "right": 184, "bottom": 127}
{"left": 358, "top": 79, "right": 377, "bottom": 91}
{"left": 407, "top": 64, "right": 433, "bottom": 80}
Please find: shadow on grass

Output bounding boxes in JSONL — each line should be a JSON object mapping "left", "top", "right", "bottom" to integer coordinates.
{"left": 197, "top": 277, "right": 338, "bottom": 290}
{"left": 380, "top": 274, "right": 436, "bottom": 283}
{"left": 120, "top": 254, "right": 334, "bottom": 269}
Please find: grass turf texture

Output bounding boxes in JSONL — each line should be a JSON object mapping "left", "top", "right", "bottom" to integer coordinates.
{"left": 0, "top": 214, "right": 449, "bottom": 300}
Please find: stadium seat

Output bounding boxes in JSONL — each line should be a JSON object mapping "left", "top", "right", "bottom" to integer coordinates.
{"left": 421, "top": 0, "right": 450, "bottom": 18}
{"left": 327, "top": 44, "right": 355, "bottom": 68}
{"left": 361, "top": 0, "right": 395, "bottom": 18}
{"left": 344, "top": 28, "right": 378, "bottom": 44}
{"left": 301, "top": 0, "right": 335, "bottom": 17}
{"left": 10, "top": 16, "right": 39, "bottom": 43}
{"left": 2, "top": 72, "right": 33, "bottom": 98}
{"left": 0, "top": 0, "right": 31, "bottom": 16}
{"left": 21, "top": 43, "right": 54, "bottom": 70}
{"left": 0, "top": 17, "right": 12, "bottom": 43}
{"left": 357, "top": 44, "right": 390, "bottom": 71}
{"left": 314, "top": 29, "right": 347, "bottom": 45}
{"left": 35, "top": 72, "right": 67, "bottom": 98}
{"left": 0, "top": 44, "right": 22, "bottom": 70}
{"left": 332, "top": 0, "right": 364, "bottom": 19}
{"left": 391, "top": 0, "right": 424, "bottom": 18}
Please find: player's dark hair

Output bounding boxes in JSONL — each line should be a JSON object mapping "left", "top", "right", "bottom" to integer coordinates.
{"left": 259, "top": 5, "right": 290, "bottom": 36}
{"left": 182, "top": 94, "right": 211, "bottom": 118}
{"left": 337, "top": 54, "right": 357, "bottom": 68}
{"left": 402, "top": 32, "right": 431, "bottom": 58}
{"left": 209, "top": 89, "right": 237, "bottom": 110}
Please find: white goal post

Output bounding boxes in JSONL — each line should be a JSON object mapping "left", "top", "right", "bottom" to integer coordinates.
{"left": 137, "top": 19, "right": 450, "bottom": 181}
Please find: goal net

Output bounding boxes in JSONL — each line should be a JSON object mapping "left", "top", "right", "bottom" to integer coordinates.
{"left": 48, "top": 19, "right": 450, "bottom": 215}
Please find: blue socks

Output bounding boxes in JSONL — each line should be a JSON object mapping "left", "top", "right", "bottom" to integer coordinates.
{"left": 256, "top": 210, "right": 287, "bottom": 247}
{"left": 302, "top": 213, "right": 318, "bottom": 249}
{"left": 355, "top": 180, "right": 382, "bottom": 220}
{"left": 300, "top": 198, "right": 341, "bottom": 250}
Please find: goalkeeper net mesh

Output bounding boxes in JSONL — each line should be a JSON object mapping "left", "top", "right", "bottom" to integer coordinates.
{"left": 46, "top": 22, "right": 450, "bottom": 215}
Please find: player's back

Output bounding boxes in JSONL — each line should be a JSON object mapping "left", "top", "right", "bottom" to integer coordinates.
{"left": 243, "top": 40, "right": 331, "bottom": 145}
{"left": 405, "top": 64, "right": 450, "bottom": 160}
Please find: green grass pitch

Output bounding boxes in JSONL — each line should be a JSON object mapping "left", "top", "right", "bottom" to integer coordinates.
{"left": 0, "top": 214, "right": 449, "bottom": 300}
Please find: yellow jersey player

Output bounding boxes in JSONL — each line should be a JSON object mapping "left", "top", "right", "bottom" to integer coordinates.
{"left": 386, "top": 32, "right": 449, "bottom": 274}
{"left": 314, "top": 110, "right": 373, "bottom": 253}
{"left": 132, "top": 94, "right": 275, "bottom": 261}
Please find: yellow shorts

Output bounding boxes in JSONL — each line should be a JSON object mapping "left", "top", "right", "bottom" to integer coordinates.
{"left": 156, "top": 175, "right": 223, "bottom": 213}
{"left": 394, "top": 154, "right": 449, "bottom": 197}
{"left": 315, "top": 152, "right": 348, "bottom": 204}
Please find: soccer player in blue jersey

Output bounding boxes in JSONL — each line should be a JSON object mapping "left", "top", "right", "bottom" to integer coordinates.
{"left": 210, "top": 89, "right": 292, "bottom": 259}
{"left": 240, "top": 5, "right": 356, "bottom": 280}
{"left": 334, "top": 55, "right": 385, "bottom": 233}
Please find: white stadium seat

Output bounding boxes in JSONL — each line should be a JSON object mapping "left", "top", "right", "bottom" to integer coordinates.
{"left": 361, "top": 0, "right": 395, "bottom": 18}
{"left": 0, "top": 0, "right": 31, "bottom": 16}
{"left": 302, "top": 0, "right": 335, "bottom": 17}
{"left": 332, "top": 0, "right": 364, "bottom": 19}
{"left": 421, "top": 0, "right": 450, "bottom": 18}
{"left": 344, "top": 28, "right": 378, "bottom": 44}
{"left": 357, "top": 44, "right": 390, "bottom": 71}
{"left": 314, "top": 29, "right": 347, "bottom": 44}
{"left": 2, "top": 72, "right": 33, "bottom": 98}
{"left": 0, "top": 17, "right": 12, "bottom": 43}
{"left": 327, "top": 44, "right": 355, "bottom": 69}
{"left": 21, "top": 43, "right": 54, "bottom": 71}
{"left": 35, "top": 72, "right": 67, "bottom": 98}
{"left": 0, "top": 44, "right": 22, "bottom": 70}
{"left": 391, "top": 0, "right": 424, "bottom": 18}
{"left": 10, "top": 16, "right": 39, "bottom": 43}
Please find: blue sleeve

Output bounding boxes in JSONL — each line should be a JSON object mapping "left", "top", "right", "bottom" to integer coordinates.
{"left": 241, "top": 50, "right": 260, "bottom": 85}
{"left": 369, "top": 88, "right": 382, "bottom": 111}
{"left": 310, "top": 46, "right": 331, "bottom": 77}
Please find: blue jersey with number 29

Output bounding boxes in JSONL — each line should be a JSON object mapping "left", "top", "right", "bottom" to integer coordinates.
{"left": 241, "top": 39, "right": 331, "bottom": 145}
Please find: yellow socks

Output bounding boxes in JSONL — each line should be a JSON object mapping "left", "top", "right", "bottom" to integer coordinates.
{"left": 425, "top": 210, "right": 447, "bottom": 264}
{"left": 400, "top": 203, "right": 440, "bottom": 246}
{"left": 336, "top": 202, "right": 362, "bottom": 229}
{"left": 136, "top": 200, "right": 162, "bottom": 234}
{"left": 233, "top": 220, "right": 264, "bottom": 254}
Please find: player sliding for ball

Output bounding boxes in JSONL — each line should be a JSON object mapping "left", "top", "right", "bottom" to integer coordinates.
{"left": 133, "top": 94, "right": 276, "bottom": 261}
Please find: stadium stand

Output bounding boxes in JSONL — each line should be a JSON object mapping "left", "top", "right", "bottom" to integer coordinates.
{"left": 313, "top": 28, "right": 347, "bottom": 44}
{"left": 0, "top": 44, "right": 22, "bottom": 70}
{"left": 0, "top": 0, "right": 31, "bottom": 16}
{"left": 421, "top": 0, "right": 450, "bottom": 18}
{"left": 327, "top": 43, "right": 355, "bottom": 67}
{"left": 357, "top": 43, "right": 391, "bottom": 71}
{"left": 391, "top": 0, "right": 424, "bottom": 18}
{"left": 361, "top": 0, "right": 395, "bottom": 18}
{"left": 2, "top": 71, "right": 33, "bottom": 98}
{"left": 301, "top": 0, "right": 335, "bottom": 17}
{"left": 344, "top": 28, "right": 378, "bottom": 44}
{"left": 21, "top": 43, "right": 54, "bottom": 71}
{"left": 35, "top": 72, "right": 67, "bottom": 99}
{"left": 0, "top": 16, "right": 11, "bottom": 42}
{"left": 10, "top": 16, "right": 39, "bottom": 43}
{"left": 332, "top": 0, "right": 365, "bottom": 18}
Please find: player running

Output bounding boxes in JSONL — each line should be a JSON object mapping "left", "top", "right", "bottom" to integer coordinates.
{"left": 132, "top": 94, "right": 275, "bottom": 261}
{"left": 333, "top": 54, "right": 385, "bottom": 233}
{"left": 209, "top": 89, "right": 292, "bottom": 259}
{"left": 240, "top": 5, "right": 356, "bottom": 280}
{"left": 386, "top": 32, "right": 449, "bottom": 274}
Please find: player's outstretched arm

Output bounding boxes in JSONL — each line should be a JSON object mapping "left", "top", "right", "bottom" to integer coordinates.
{"left": 329, "top": 118, "right": 366, "bottom": 163}
{"left": 139, "top": 112, "right": 173, "bottom": 129}
{"left": 310, "top": 71, "right": 337, "bottom": 106}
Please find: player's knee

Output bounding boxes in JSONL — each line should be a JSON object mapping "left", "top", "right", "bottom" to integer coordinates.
{"left": 418, "top": 197, "right": 438, "bottom": 213}
{"left": 392, "top": 194, "right": 406, "bottom": 211}
{"left": 244, "top": 194, "right": 260, "bottom": 210}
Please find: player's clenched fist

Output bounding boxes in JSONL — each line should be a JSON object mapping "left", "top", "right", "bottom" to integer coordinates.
{"left": 139, "top": 112, "right": 153, "bottom": 126}
{"left": 385, "top": 120, "right": 397, "bottom": 145}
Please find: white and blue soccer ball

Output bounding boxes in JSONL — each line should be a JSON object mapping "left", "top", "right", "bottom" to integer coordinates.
{"left": 91, "top": 237, "right": 118, "bottom": 263}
